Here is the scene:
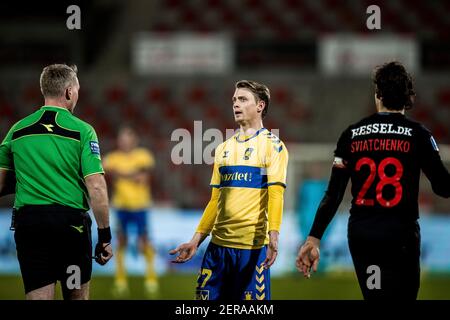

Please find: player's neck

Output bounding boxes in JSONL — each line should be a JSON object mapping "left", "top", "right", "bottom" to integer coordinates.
{"left": 119, "top": 146, "right": 136, "bottom": 153}
{"left": 238, "top": 120, "right": 263, "bottom": 136}
{"left": 44, "top": 98, "right": 72, "bottom": 113}
{"left": 377, "top": 106, "right": 405, "bottom": 115}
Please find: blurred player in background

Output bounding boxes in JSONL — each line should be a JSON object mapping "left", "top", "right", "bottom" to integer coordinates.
{"left": 170, "top": 80, "right": 289, "bottom": 300}
{"left": 103, "top": 126, "right": 158, "bottom": 298}
{"left": 0, "top": 64, "right": 113, "bottom": 300}
{"left": 297, "top": 61, "right": 450, "bottom": 299}
{"left": 296, "top": 163, "right": 330, "bottom": 271}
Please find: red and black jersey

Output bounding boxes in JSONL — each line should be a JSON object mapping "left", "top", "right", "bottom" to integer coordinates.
{"left": 309, "top": 112, "right": 450, "bottom": 240}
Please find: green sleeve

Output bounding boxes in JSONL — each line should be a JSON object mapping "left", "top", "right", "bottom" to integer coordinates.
{"left": 0, "top": 127, "right": 15, "bottom": 170}
{"left": 81, "top": 124, "right": 104, "bottom": 178}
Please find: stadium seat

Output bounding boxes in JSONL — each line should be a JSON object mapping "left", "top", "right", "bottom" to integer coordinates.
{"left": 0, "top": 101, "right": 14, "bottom": 117}
{"left": 187, "top": 86, "right": 207, "bottom": 104}
{"left": 146, "top": 86, "right": 169, "bottom": 104}
{"left": 22, "top": 85, "right": 41, "bottom": 105}
{"left": 437, "top": 87, "right": 450, "bottom": 107}
{"left": 147, "top": 0, "right": 449, "bottom": 39}
{"left": 105, "top": 85, "right": 126, "bottom": 104}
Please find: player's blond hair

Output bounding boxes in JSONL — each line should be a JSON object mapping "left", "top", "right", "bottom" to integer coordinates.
{"left": 235, "top": 80, "right": 270, "bottom": 118}
{"left": 40, "top": 64, "right": 78, "bottom": 98}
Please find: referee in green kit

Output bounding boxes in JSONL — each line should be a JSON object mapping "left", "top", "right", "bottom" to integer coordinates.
{"left": 0, "top": 64, "right": 113, "bottom": 300}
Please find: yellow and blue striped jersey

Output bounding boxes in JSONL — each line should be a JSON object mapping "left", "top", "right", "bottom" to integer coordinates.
{"left": 210, "top": 128, "right": 288, "bottom": 249}
{"left": 103, "top": 147, "right": 155, "bottom": 210}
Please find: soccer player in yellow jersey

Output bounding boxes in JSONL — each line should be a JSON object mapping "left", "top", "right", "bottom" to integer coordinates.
{"left": 170, "top": 80, "right": 289, "bottom": 300}
{"left": 103, "top": 126, "right": 158, "bottom": 298}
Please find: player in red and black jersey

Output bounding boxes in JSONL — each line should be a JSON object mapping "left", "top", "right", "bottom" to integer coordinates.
{"left": 296, "top": 61, "right": 450, "bottom": 300}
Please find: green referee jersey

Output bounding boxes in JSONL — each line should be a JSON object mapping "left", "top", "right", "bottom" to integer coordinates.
{"left": 0, "top": 105, "right": 104, "bottom": 211}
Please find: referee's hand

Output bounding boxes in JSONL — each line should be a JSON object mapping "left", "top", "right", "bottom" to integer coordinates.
{"left": 169, "top": 242, "right": 198, "bottom": 263}
{"left": 296, "top": 236, "right": 320, "bottom": 278}
{"left": 94, "top": 242, "right": 113, "bottom": 265}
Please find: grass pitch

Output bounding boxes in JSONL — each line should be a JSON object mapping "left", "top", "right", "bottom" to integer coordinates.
{"left": 1, "top": 272, "right": 450, "bottom": 300}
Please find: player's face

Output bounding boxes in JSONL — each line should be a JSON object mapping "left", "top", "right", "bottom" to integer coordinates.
{"left": 118, "top": 129, "right": 138, "bottom": 151}
{"left": 232, "top": 88, "right": 261, "bottom": 123}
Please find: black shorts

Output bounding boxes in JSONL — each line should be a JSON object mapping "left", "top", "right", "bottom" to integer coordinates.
{"left": 348, "top": 218, "right": 421, "bottom": 300}
{"left": 14, "top": 205, "right": 92, "bottom": 294}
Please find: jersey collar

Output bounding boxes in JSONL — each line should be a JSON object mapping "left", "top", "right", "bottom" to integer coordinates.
{"left": 377, "top": 112, "right": 405, "bottom": 116}
{"left": 235, "top": 127, "right": 267, "bottom": 143}
{"left": 40, "top": 105, "right": 71, "bottom": 113}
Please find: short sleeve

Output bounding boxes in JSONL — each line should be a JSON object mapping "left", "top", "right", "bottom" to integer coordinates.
{"left": 139, "top": 149, "right": 155, "bottom": 169}
{"left": 210, "top": 145, "right": 223, "bottom": 188}
{"left": 0, "top": 127, "right": 15, "bottom": 170}
{"left": 267, "top": 142, "right": 289, "bottom": 187}
{"left": 102, "top": 153, "right": 113, "bottom": 171}
{"left": 416, "top": 124, "right": 450, "bottom": 197}
{"left": 334, "top": 127, "right": 352, "bottom": 160}
{"left": 418, "top": 125, "right": 440, "bottom": 157}
{"left": 81, "top": 125, "right": 104, "bottom": 178}
{"left": 417, "top": 124, "right": 444, "bottom": 170}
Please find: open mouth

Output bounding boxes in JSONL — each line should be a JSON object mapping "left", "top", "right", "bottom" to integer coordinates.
{"left": 234, "top": 111, "right": 242, "bottom": 115}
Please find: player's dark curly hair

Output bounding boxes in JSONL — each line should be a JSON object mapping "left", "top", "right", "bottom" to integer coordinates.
{"left": 373, "top": 61, "right": 415, "bottom": 110}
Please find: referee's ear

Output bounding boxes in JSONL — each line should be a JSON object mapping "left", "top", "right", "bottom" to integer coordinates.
{"left": 65, "top": 88, "right": 71, "bottom": 101}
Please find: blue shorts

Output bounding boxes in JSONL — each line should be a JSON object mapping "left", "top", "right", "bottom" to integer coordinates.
{"left": 196, "top": 242, "right": 270, "bottom": 300}
{"left": 116, "top": 209, "right": 148, "bottom": 236}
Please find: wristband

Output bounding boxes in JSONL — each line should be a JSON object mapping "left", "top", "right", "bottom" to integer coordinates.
{"left": 97, "top": 227, "right": 112, "bottom": 243}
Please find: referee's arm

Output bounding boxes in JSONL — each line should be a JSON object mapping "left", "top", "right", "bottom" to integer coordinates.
{"left": 85, "top": 173, "right": 110, "bottom": 228}
{"left": 85, "top": 173, "right": 113, "bottom": 265}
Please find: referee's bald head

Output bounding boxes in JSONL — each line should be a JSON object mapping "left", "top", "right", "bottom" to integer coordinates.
{"left": 40, "top": 64, "right": 78, "bottom": 99}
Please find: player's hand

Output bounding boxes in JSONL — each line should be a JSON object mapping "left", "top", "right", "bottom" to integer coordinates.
{"left": 169, "top": 242, "right": 198, "bottom": 263}
{"left": 263, "top": 231, "right": 279, "bottom": 269}
{"left": 296, "top": 236, "right": 320, "bottom": 278}
{"left": 94, "top": 242, "right": 113, "bottom": 265}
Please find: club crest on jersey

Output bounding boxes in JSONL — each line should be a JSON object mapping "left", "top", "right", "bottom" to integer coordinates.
{"left": 244, "top": 148, "right": 254, "bottom": 160}
{"left": 196, "top": 290, "right": 210, "bottom": 300}
{"left": 222, "top": 151, "right": 229, "bottom": 158}
{"left": 245, "top": 291, "right": 253, "bottom": 300}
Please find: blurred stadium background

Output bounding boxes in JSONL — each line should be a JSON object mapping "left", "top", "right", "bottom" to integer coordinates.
{"left": 1, "top": 0, "right": 450, "bottom": 299}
